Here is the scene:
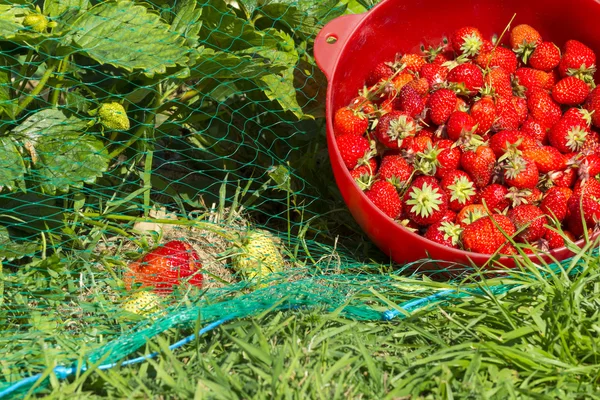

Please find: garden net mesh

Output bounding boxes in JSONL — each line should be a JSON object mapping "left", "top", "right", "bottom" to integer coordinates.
{"left": 0, "top": 0, "right": 574, "bottom": 397}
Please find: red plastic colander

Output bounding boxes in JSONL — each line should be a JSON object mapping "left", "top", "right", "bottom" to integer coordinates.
{"left": 314, "top": 0, "right": 600, "bottom": 269}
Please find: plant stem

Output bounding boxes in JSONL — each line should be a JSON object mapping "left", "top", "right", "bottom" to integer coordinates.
{"left": 14, "top": 49, "right": 34, "bottom": 95}
{"left": 15, "top": 63, "right": 57, "bottom": 117}
{"left": 50, "top": 56, "right": 69, "bottom": 107}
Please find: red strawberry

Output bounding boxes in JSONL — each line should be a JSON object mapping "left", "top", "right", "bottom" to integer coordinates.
{"left": 446, "top": 111, "right": 477, "bottom": 141}
{"left": 378, "top": 154, "right": 414, "bottom": 189}
{"left": 483, "top": 67, "right": 513, "bottom": 97}
{"left": 548, "top": 114, "right": 590, "bottom": 153}
{"left": 375, "top": 111, "right": 418, "bottom": 149}
{"left": 559, "top": 40, "right": 596, "bottom": 81}
{"left": 512, "top": 96, "right": 529, "bottom": 126}
{"left": 392, "top": 72, "right": 415, "bottom": 93}
{"left": 493, "top": 96, "right": 521, "bottom": 131}
{"left": 427, "top": 89, "right": 458, "bottom": 125}
{"left": 441, "top": 209, "right": 458, "bottom": 222}
{"left": 475, "top": 47, "right": 518, "bottom": 74}
{"left": 544, "top": 228, "right": 567, "bottom": 249}
{"left": 476, "top": 183, "right": 510, "bottom": 212}
{"left": 567, "top": 195, "right": 600, "bottom": 238}
{"left": 450, "top": 26, "right": 484, "bottom": 57}
{"left": 400, "top": 53, "right": 426, "bottom": 73}
{"left": 420, "top": 63, "right": 449, "bottom": 88}
{"left": 447, "top": 63, "right": 484, "bottom": 96}
{"left": 540, "top": 187, "right": 569, "bottom": 222}
{"left": 514, "top": 68, "right": 553, "bottom": 93}
{"left": 434, "top": 139, "right": 462, "bottom": 178}
{"left": 521, "top": 118, "right": 547, "bottom": 144}
{"left": 398, "top": 85, "right": 426, "bottom": 118}
{"left": 403, "top": 136, "right": 433, "bottom": 156}
{"left": 504, "top": 156, "right": 539, "bottom": 189}
{"left": 349, "top": 96, "right": 376, "bottom": 115}
{"left": 529, "top": 42, "right": 561, "bottom": 71}
{"left": 462, "top": 214, "right": 517, "bottom": 255}
{"left": 441, "top": 170, "right": 476, "bottom": 211}
{"left": 365, "top": 180, "right": 403, "bottom": 219}
{"left": 505, "top": 187, "right": 542, "bottom": 208}
{"left": 521, "top": 146, "right": 567, "bottom": 173}
{"left": 336, "top": 134, "right": 373, "bottom": 170}
{"left": 350, "top": 159, "right": 377, "bottom": 190}
{"left": 510, "top": 24, "right": 542, "bottom": 62}
{"left": 489, "top": 130, "right": 538, "bottom": 158}
{"left": 403, "top": 176, "right": 449, "bottom": 226}
{"left": 552, "top": 76, "right": 590, "bottom": 105}
{"left": 334, "top": 107, "right": 369, "bottom": 136}
{"left": 407, "top": 78, "right": 430, "bottom": 97}
{"left": 366, "top": 62, "right": 394, "bottom": 86}
{"left": 456, "top": 204, "right": 488, "bottom": 227}
{"left": 527, "top": 90, "right": 562, "bottom": 130}
{"left": 424, "top": 220, "right": 463, "bottom": 248}
{"left": 461, "top": 145, "right": 496, "bottom": 188}
{"left": 546, "top": 167, "right": 577, "bottom": 188}
{"left": 124, "top": 240, "right": 203, "bottom": 293}
{"left": 577, "top": 153, "right": 600, "bottom": 181}
{"left": 584, "top": 87, "right": 600, "bottom": 129}
{"left": 507, "top": 205, "right": 547, "bottom": 243}
{"left": 470, "top": 96, "right": 497, "bottom": 135}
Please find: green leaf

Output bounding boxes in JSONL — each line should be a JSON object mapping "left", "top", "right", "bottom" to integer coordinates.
{"left": 43, "top": 0, "right": 90, "bottom": 31}
{"left": 0, "top": 55, "right": 17, "bottom": 119}
{"left": 0, "top": 225, "right": 38, "bottom": 261}
{"left": 169, "top": 0, "right": 202, "bottom": 48}
{"left": 0, "top": 4, "right": 27, "bottom": 39}
{"left": 11, "top": 109, "right": 109, "bottom": 194}
{"left": 0, "top": 137, "right": 26, "bottom": 192}
{"left": 64, "top": 0, "right": 191, "bottom": 77}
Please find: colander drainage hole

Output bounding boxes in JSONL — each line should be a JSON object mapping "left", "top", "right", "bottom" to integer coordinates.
{"left": 326, "top": 35, "right": 338, "bottom": 44}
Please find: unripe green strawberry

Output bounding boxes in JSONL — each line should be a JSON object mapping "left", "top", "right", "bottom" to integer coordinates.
{"left": 232, "top": 231, "right": 285, "bottom": 283}
{"left": 122, "top": 291, "right": 161, "bottom": 315}
{"left": 98, "top": 102, "right": 130, "bottom": 131}
{"left": 23, "top": 14, "right": 49, "bottom": 33}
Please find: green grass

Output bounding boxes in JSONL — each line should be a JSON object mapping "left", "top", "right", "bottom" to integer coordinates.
{"left": 6, "top": 240, "right": 600, "bottom": 399}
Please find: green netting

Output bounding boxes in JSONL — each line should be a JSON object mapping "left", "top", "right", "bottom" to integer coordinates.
{"left": 0, "top": 0, "right": 568, "bottom": 397}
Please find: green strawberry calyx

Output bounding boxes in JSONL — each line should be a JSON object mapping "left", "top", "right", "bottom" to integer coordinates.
{"left": 459, "top": 35, "right": 483, "bottom": 58}
{"left": 406, "top": 182, "right": 443, "bottom": 218}
{"left": 447, "top": 176, "right": 476, "bottom": 205}
{"left": 566, "top": 126, "right": 588, "bottom": 152}
{"left": 439, "top": 221, "right": 463, "bottom": 246}
{"left": 387, "top": 114, "right": 417, "bottom": 147}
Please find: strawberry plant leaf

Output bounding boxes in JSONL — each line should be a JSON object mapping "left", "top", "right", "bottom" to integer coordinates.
{"left": 63, "top": 0, "right": 191, "bottom": 77}
{"left": 0, "top": 137, "right": 26, "bottom": 192}
{"left": 43, "top": 0, "right": 90, "bottom": 32}
{"left": 0, "top": 4, "right": 26, "bottom": 38}
{"left": 0, "top": 225, "right": 38, "bottom": 261}
{"left": 0, "top": 55, "right": 16, "bottom": 119}
{"left": 10, "top": 109, "right": 109, "bottom": 194}
{"left": 168, "top": 0, "right": 202, "bottom": 47}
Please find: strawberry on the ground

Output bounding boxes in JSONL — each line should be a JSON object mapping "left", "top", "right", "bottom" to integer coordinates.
{"left": 366, "top": 61, "right": 395, "bottom": 86}
{"left": 513, "top": 68, "right": 553, "bottom": 93}
{"left": 521, "top": 146, "right": 567, "bottom": 173}
{"left": 548, "top": 114, "right": 590, "bottom": 153}
{"left": 427, "top": 89, "right": 458, "bottom": 125}
{"left": 470, "top": 96, "right": 497, "bottom": 135}
{"left": 441, "top": 170, "right": 476, "bottom": 211}
{"left": 504, "top": 156, "right": 539, "bottom": 189}
{"left": 559, "top": 40, "right": 596, "bottom": 82}
{"left": 124, "top": 240, "right": 203, "bottom": 293}
{"left": 476, "top": 183, "right": 510, "bottom": 212}
{"left": 552, "top": 76, "right": 590, "bottom": 105}
{"left": 424, "top": 220, "right": 463, "bottom": 248}
{"left": 334, "top": 107, "right": 369, "bottom": 136}
{"left": 461, "top": 145, "right": 496, "bottom": 188}
{"left": 527, "top": 89, "right": 562, "bottom": 130}
{"left": 585, "top": 87, "right": 600, "bottom": 129}
{"left": 434, "top": 139, "right": 462, "bottom": 178}
{"left": 489, "top": 129, "right": 538, "bottom": 158}
{"left": 420, "top": 63, "right": 449, "bottom": 88}
{"left": 375, "top": 111, "right": 418, "bottom": 149}
{"left": 400, "top": 53, "right": 426, "bottom": 73}
{"left": 365, "top": 180, "right": 403, "bottom": 219}
{"left": 540, "top": 186, "right": 569, "bottom": 223}
{"left": 378, "top": 154, "right": 414, "bottom": 189}
{"left": 510, "top": 24, "right": 542, "bottom": 62}
{"left": 403, "top": 176, "right": 449, "bottom": 226}
{"left": 521, "top": 118, "right": 548, "bottom": 144}
{"left": 456, "top": 204, "right": 488, "bottom": 227}
{"left": 336, "top": 134, "right": 374, "bottom": 170}
{"left": 529, "top": 41, "right": 561, "bottom": 71}
{"left": 446, "top": 111, "right": 477, "bottom": 141}
{"left": 447, "top": 63, "right": 484, "bottom": 96}
{"left": 462, "top": 214, "right": 517, "bottom": 255}
{"left": 475, "top": 47, "right": 518, "bottom": 74}
{"left": 450, "top": 26, "right": 484, "bottom": 57}
{"left": 483, "top": 67, "right": 513, "bottom": 97}
{"left": 507, "top": 205, "right": 547, "bottom": 242}
{"left": 398, "top": 85, "right": 426, "bottom": 118}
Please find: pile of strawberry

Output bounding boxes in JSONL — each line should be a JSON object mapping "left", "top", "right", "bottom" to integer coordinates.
{"left": 334, "top": 24, "right": 600, "bottom": 255}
